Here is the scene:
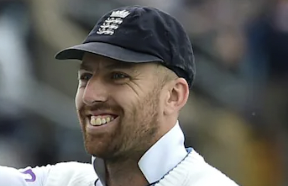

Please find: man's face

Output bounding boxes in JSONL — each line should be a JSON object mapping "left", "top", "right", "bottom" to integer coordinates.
{"left": 75, "top": 53, "right": 164, "bottom": 160}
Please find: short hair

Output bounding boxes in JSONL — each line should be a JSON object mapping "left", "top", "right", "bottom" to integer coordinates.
{"left": 154, "top": 63, "right": 178, "bottom": 88}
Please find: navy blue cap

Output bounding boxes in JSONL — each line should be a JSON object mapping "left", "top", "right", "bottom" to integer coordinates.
{"left": 55, "top": 5, "right": 195, "bottom": 87}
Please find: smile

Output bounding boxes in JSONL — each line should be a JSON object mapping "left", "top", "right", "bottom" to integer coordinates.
{"left": 89, "top": 114, "right": 118, "bottom": 126}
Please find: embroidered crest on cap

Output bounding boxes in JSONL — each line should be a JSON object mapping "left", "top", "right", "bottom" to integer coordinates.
{"left": 97, "top": 10, "right": 130, "bottom": 35}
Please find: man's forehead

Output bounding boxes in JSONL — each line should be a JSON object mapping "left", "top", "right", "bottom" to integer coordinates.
{"left": 80, "top": 53, "right": 136, "bottom": 70}
{"left": 79, "top": 52, "right": 161, "bottom": 72}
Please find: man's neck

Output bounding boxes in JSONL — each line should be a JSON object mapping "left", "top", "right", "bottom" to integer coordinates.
{"left": 93, "top": 120, "right": 185, "bottom": 185}
{"left": 105, "top": 158, "right": 149, "bottom": 186}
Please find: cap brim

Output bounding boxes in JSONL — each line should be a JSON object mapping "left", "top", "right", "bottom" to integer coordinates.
{"left": 55, "top": 42, "right": 163, "bottom": 63}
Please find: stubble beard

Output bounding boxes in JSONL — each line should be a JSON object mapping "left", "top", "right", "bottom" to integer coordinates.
{"left": 80, "top": 86, "right": 161, "bottom": 161}
{"left": 111, "top": 87, "right": 161, "bottom": 162}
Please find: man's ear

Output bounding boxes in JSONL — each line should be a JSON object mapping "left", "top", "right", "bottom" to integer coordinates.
{"left": 164, "top": 78, "right": 189, "bottom": 116}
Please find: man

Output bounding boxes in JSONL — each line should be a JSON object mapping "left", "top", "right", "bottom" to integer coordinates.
{"left": 0, "top": 5, "right": 239, "bottom": 186}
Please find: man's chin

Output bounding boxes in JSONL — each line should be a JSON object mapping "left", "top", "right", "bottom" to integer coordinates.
{"left": 86, "top": 147, "right": 106, "bottom": 158}
{"left": 84, "top": 141, "right": 112, "bottom": 159}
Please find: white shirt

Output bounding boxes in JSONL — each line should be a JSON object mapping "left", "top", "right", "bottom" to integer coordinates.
{"left": 0, "top": 121, "right": 240, "bottom": 186}
{"left": 93, "top": 121, "right": 188, "bottom": 185}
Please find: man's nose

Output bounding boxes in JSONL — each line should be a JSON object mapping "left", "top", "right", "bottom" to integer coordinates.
{"left": 82, "top": 78, "right": 108, "bottom": 106}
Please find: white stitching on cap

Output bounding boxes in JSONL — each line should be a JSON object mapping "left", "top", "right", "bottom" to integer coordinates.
{"left": 97, "top": 10, "right": 130, "bottom": 35}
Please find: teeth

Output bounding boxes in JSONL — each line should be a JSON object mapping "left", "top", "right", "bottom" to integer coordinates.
{"left": 101, "top": 118, "right": 106, "bottom": 124}
{"left": 90, "top": 115, "right": 115, "bottom": 126}
{"left": 95, "top": 118, "right": 102, "bottom": 125}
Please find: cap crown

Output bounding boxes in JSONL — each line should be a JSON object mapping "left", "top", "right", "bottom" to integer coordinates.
{"left": 84, "top": 6, "right": 195, "bottom": 86}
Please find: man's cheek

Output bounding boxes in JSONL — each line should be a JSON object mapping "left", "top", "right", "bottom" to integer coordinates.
{"left": 75, "top": 88, "right": 84, "bottom": 107}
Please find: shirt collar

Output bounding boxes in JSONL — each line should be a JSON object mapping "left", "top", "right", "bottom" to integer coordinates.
{"left": 92, "top": 121, "right": 187, "bottom": 185}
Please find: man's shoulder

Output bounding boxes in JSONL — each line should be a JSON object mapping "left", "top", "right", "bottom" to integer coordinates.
{"left": 46, "top": 161, "right": 97, "bottom": 186}
{"left": 190, "top": 161, "right": 238, "bottom": 185}
{"left": 156, "top": 150, "right": 239, "bottom": 186}
{"left": 184, "top": 151, "right": 239, "bottom": 186}
{"left": 52, "top": 161, "right": 94, "bottom": 171}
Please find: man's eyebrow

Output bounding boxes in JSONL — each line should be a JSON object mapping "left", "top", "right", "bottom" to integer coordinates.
{"left": 104, "top": 62, "right": 135, "bottom": 70}
{"left": 79, "top": 63, "right": 92, "bottom": 71}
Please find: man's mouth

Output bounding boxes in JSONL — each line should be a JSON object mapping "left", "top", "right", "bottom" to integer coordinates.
{"left": 89, "top": 114, "right": 118, "bottom": 126}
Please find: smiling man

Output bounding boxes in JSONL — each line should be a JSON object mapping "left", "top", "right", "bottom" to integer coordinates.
{"left": 0, "top": 5, "right": 239, "bottom": 186}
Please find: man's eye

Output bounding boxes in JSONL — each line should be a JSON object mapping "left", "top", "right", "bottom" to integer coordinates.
{"left": 111, "top": 72, "right": 129, "bottom": 80}
{"left": 79, "top": 73, "right": 92, "bottom": 81}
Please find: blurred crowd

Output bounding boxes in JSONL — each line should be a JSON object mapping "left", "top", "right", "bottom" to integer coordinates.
{"left": 0, "top": 0, "right": 287, "bottom": 186}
